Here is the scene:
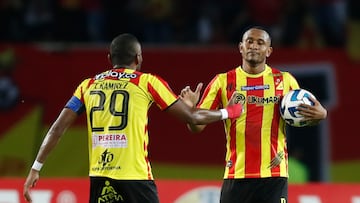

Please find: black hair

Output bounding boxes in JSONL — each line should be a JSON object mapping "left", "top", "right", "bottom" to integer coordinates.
{"left": 110, "top": 33, "right": 140, "bottom": 66}
{"left": 241, "top": 25, "right": 272, "bottom": 44}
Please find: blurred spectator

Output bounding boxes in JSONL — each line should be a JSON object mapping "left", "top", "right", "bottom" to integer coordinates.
{"left": 0, "top": 48, "right": 19, "bottom": 110}
{"left": 24, "top": 0, "right": 55, "bottom": 42}
{"left": 0, "top": 0, "right": 349, "bottom": 47}
{"left": 221, "top": 0, "right": 248, "bottom": 44}
{"left": 280, "top": 0, "right": 346, "bottom": 48}
{"left": 0, "top": 0, "right": 26, "bottom": 41}
{"left": 347, "top": 0, "right": 360, "bottom": 62}
{"left": 196, "top": 0, "right": 224, "bottom": 44}
{"left": 171, "top": 0, "right": 199, "bottom": 43}
{"left": 102, "top": 0, "right": 131, "bottom": 41}
{"left": 84, "top": 0, "right": 105, "bottom": 42}
{"left": 54, "top": 0, "right": 88, "bottom": 42}
{"left": 244, "top": 0, "right": 286, "bottom": 45}
{"left": 141, "top": 0, "right": 174, "bottom": 43}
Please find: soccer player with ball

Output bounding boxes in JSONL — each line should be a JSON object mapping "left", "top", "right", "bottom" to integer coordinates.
{"left": 181, "top": 27, "right": 327, "bottom": 203}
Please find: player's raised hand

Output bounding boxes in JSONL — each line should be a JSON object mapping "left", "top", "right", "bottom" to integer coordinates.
{"left": 179, "top": 83, "right": 203, "bottom": 108}
{"left": 23, "top": 169, "right": 40, "bottom": 202}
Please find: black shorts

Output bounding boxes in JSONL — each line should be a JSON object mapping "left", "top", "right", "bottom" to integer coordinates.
{"left": 89, "top": 177, "right": 159, "bottom": 203}
{"left": 220, "top": 177, "right": 288, "bottom": 203}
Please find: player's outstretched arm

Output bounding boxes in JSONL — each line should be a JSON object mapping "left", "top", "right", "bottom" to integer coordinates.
{"left": 178, "top": 87, "right": 242, "bottom": 133}
{"left": 23, "top": 108, "right": 77, "bottom": 202}
{"left": 168, "top": 83, "right": 242, "bottom": 126}
{"left": 167, "top": 98, "right": 242, "bottom": 125}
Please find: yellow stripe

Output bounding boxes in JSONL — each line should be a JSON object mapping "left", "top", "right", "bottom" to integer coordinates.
{"left": 260, "top": 72, "right": 274, "bottom": 177}
{"left": 233, "top": 68, "right": 247, "bottom": 178}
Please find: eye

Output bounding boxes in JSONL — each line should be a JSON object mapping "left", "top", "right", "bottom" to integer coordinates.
{"left": 246, "top": 39, "right": 253, "bottom": 44}
{"left": 258, "top": 40, "right": 265, "bottom": 45}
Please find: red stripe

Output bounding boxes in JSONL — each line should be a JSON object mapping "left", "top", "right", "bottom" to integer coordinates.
{"left": 154, "top": 75, "right": 177, "bottom": 98}
{"left": 130, "top": 70, "right": 141, "bottom": 85}
{"left": 144, "top": 141, "right": 152, "bottom": 180}
{"left": 80, "top": 79, "right": 95, "bottom": 103}
{"left": 244, "top": 77, "right": 263, "bottom": 178}
{"left": 148, "top": 83, "right": 169, "bottom": 110}
{"left": 226, "top": 70, "right": 237, "bottom": 178}
{"left": 198, "top": 75, "right": 220, "bottom": 108}
{"left": 271, "top": 68, "right": 283, "bottom": 175}
{"left": 144, "top": 117, "right": 151, "bottom": 179}
{"left": 87, "top": 78, "right": 95, "bottom": 88}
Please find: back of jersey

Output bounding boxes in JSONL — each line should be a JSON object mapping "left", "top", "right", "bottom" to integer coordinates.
{"left": 73, "top": 68, "right": 177, "bottom": 180}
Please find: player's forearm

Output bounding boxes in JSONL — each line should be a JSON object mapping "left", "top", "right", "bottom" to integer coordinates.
{"left": 187, "top": 123, "right": 205, "bottom": 133}
{"left": 35, "top": 130, "right": 62, "bottom": 163}
{"left": 189, "top": 109, "right": 222, "bottom": 125}
{"left": 189, "top": 103, "right": 242, "bottom": 124}
{"left": 33, "top": 108, "right": 77, "bottom": 165}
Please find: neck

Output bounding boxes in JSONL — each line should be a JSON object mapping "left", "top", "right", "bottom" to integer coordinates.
{"left": 113, "top": 64, "right": 133, "bottom": 69}
{"left": 242, "top": 62, "right": 266, "bottom": 74}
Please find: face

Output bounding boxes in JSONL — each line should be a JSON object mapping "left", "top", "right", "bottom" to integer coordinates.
{"left": 239, "top": 28, "right": 272, "bottom": 66}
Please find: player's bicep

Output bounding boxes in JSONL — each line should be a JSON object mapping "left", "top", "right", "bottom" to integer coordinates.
{"left": 65, "top": 96, "right": 85, "bottom": 115}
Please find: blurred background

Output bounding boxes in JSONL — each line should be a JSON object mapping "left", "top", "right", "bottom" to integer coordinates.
{"left": 1, "top": 0, "right": 360, "bottom": 202}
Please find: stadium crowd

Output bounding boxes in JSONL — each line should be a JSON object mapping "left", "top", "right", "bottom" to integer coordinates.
{"left": 0, "top": 0, "right": 352, "bottom": 48}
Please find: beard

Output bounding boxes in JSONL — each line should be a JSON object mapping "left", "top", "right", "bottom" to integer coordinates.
{"left": 245, "top": 53, "right": 265, "bottom": 67}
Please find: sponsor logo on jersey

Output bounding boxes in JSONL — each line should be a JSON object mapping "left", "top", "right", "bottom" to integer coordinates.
{"left": 92, "top": 134, "right": 128, "bottom": 148}
{"left": 97, "top": 180, "right": 124, "bottom": 202}
{"left": 95, "top": 70, "right": 138, "bottom": 80}
{"left": 241, "top": 85, "right": 270, "bottom": 91}
{"left": 247, "top": 95, "right": 280, "bottom": 105}
{"left": 92, "top": 149, "right": 121, "bottom": 172}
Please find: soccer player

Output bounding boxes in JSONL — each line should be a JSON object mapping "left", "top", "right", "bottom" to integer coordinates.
{"left": 23, "top": 33, "right": 243, "bottom": 203}
{"left": 180, "top": 27, "right": 327, "bottom": 203}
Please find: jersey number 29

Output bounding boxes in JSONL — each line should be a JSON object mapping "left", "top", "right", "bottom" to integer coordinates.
{"left": 89, "top": 90, "right": 129, "bottom": 132}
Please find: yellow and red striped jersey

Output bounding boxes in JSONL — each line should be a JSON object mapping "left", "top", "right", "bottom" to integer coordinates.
{"left": 198, "top": 65, "right": 299, "bottom": 179}
{"left": 66, "top": 68, "right": 178, "bottom": 180}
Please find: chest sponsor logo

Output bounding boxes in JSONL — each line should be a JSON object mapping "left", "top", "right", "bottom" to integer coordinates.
{"left": 241, "top": 85, "right": 270, "bottom": 91}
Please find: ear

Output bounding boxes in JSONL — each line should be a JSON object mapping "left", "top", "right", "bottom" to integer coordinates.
{"left": 266, "top": 47, "right": 273, "bottom": 57}
{"left": 135, "top": 54, "right": 142, "bottom": 65}
{"left": 238, "top": 42, "right": 243, "bottom": 53}
{"left": 107, "top": 54, "right": 112, "bottom": 65}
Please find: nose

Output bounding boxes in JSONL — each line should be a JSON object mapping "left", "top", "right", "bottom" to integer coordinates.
{"left": 249, "top": 42, "right": 259, "bottom": 49}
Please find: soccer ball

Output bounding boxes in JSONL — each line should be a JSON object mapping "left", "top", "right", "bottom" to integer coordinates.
{"left": 280, "top": 89, "right": 315, "bottom": 127}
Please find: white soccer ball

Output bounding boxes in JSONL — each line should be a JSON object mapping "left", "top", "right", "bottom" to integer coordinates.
{"left": 280, "top": 89, "right": 315, "bottom": 127}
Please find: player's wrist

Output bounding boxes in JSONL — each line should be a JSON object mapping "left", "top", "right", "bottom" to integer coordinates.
{"left": 31, "top": 160, "right": 43, "bottom": 171}
{"left": 220, "top": 108, "right": 229, "bottom": 119}
{"left": 223, "top": 103, "right": 243, "bottom": 119}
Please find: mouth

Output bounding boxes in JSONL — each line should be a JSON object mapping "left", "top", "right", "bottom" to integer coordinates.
{"left": 247, "top": 51, "right": 259, "bottom": 55}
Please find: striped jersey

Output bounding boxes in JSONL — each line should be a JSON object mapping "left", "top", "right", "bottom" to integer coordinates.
{"left": 198, "top": 65, "right": 299, "bottom": 179}
{"left": 65, "top": 68, "right": 178, "bottom": 180}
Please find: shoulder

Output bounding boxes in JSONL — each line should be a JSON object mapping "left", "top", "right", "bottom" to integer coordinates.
{"left": 79, "top": 78, "right": 93, "bottom": 86}
{"left": 215, "top": 66, "right": 239, "bottom": 78}
{"left": 267, "top": 65, "right": 297, "bottom": 79}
